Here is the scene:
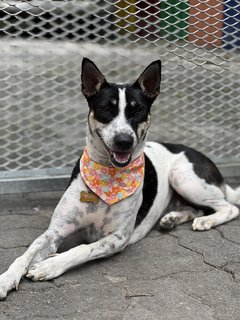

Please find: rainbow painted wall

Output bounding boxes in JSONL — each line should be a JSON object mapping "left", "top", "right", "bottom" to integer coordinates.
{"left": 115, "top": 0, "right": 240, "bottom": 49}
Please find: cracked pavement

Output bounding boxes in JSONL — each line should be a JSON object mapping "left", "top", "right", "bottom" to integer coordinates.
{"left": 0, "top": 192, "right": 240, "bottom": 319}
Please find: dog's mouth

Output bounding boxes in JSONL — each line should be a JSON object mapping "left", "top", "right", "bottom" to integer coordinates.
{"left": 109, "top": 150, "right": 132, "bottom": 168}
{"left": 96, "top": 130, "right": 133, "bottom": 168}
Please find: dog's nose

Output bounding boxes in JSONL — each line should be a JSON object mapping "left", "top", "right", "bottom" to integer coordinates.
{"left": 114, "top": 134, "right": 134, "bottom": 151}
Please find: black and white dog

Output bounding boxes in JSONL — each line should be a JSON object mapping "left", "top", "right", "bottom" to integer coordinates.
{"left": 0, "top": 58, "right": 240, "bottom": 299}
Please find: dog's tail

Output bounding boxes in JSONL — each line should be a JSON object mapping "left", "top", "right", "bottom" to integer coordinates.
{"left": 226, "top": 185, "right": 240, "bottom": 205}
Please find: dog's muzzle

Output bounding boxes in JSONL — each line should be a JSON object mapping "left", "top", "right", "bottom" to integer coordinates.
{"left": 110, "top": 133, "right": 134, "bottom": 167}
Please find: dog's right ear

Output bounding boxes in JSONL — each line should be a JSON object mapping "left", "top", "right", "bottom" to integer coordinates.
{"left": 81, "top": 58, "right": 107, "bottom": 98}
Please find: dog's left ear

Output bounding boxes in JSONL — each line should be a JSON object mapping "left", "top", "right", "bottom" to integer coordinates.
{"left": 134, "top": 60, "right": 161, "bottom": 100}
{"left": 81, "top": 58, "right": 107, "bottom": 98}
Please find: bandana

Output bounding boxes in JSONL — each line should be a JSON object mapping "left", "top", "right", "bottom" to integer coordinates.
{"left": 80, "top": 148, "right": 144, "bottom": 205}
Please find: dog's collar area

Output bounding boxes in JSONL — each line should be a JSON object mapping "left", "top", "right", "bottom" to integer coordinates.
{"left": 80, "top": 148, "right": 144, "bottom": 205}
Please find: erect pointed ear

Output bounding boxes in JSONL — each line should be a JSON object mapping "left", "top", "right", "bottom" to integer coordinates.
{"left": 134, "top": 60, "right": 161, "bottom": 100}
{"left": 81, "top": 58, "right": 107, "bottom": 98}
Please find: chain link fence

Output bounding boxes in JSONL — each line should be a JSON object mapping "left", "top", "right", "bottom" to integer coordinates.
{"left": 0, "top": 0, "right": 239, "bottom": 192}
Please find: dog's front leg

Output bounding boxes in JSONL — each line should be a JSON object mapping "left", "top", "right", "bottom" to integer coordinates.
{"left": 0, "top": 178, "right": 86, "bottom": 300}
{"left": 27, "top": 182, "right": 144, "bottom": 281}
{"left": 0, "top": 228, "right": 62, "bottom": 300}
{"left": 27, "top": 232, "right": 129, "bottom": 281}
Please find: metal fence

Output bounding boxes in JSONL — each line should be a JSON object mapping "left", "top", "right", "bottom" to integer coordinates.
{"left": 0, "top": 0, "right": 240, "bottom": 193}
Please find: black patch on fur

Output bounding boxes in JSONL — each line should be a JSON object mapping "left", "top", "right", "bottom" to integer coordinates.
{"left": 125, "top": 85, "right": 152, "bottom": 134}
{"left": 87, "top": 84, "right": 119, "bottom": 124}
{"left": 67, "top": 156, "right": 81, "bottom": 188}
{"left": 165, "top": 188, "right": 215, "bottom": 217}
{"left": 135, "top": 154, "right": 158, "bottom": 227}
{"left": 162, "top": 143, "right": 224, "bottom": 187}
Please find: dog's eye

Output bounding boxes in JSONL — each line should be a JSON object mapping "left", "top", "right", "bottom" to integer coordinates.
{"left": 134, "top": 106, "right": 145, "bottom": 115}
{"left": 98, "top": 100, "right": 117, "bottom": 112}
{"left": 99, "top": 105, "right": 110, "bottom": 112}
{"left": 110, "top": 99, "right": 117, "bottom": 106}
{"left": 129, "top": 100, "right": 144, "bottom": 112}
{"left": 128, "top": 104, "right": 145, "bottom": 117}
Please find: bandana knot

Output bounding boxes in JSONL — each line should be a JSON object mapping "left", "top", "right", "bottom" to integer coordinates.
{"left": 80, "top": 148, "right": 144, "bottom": 205}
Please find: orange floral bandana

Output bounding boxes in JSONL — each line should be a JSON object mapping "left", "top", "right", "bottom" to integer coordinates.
{"left": 80, "top": 148, "right": 144, "bottom": 205}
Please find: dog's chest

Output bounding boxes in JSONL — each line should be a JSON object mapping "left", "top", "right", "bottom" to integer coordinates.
{"left": 79, "top": 192, "right": 143, "bottom": 243}
{"left": 81, "top": 201, "right": 114, "bottom": 240}
{"left": 79, "top": 199, "right": 133, "bottom": 242}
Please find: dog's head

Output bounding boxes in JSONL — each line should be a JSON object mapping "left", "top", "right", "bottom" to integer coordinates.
{"left": 81, "top": 58, "right": 161, "bottom": 168}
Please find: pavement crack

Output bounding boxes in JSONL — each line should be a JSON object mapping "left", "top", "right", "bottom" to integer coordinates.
{"left": 221, "top": 262, "right": 238, "bottom": 282}
{"left": 152, "top": 269, "right": 214, "bottom": 281}
{"left": 169, "top": 233, "right": 239, "bottom": 284}
{"left": 168, "top": 233, "right": 212, "bottom": 265}
{"left": 124, "top": 286, "right": 154, "bottom": 300}
{"left": 184, "top": 290, "right": 217, "bottom": 320}
{"left": 0, "top": 212, "right": 40, "bottom": 216}
{"left": 0, "top": 245, "right": 28, "bottom": 249}
{"left": 215, "top": 228, "right": 240, "bottom": 246}
{"left": 169, "top": 233, "right": 220, "bottom": 270}
{"left": 1, "top": 227, "right": 46, "bottom": 232}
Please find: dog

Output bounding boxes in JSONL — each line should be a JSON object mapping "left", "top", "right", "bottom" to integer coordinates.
{"left": 0, "top": 58, "right": 240, "bottom": 300}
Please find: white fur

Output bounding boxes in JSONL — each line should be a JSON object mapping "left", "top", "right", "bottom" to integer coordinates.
{"left": 101, "top": 88, "right": 135, "bottom": 151}
{"left": 1, "top": 137, "right": 239, "bottom": 299}
{"left": 1, "top": 71, "right": 239, "bottom": 299}
{"left": 129, "top": 142, "right": 176, "bottom": 244}
{"left": 226, "top": 185, "right": 240, "bottom": 205}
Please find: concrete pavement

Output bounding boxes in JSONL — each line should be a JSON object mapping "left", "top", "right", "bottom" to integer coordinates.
{"left": 0, "top": 192, "right": 240, "bottom": 320}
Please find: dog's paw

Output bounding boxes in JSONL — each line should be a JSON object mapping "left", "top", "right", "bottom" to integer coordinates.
{"left": 192, "top": 217, "right": 212, "bottom": 231}
{"left": 26, "top": 257, "right": 62, "bottom": 281}
{"left": 0, "top": 286, "right": 8, "bottom": 301}
{"left": 159, "top": 214, "right": 176, "bottom": 230}
{"left": 0, "top": 273, "right": 20, "bottom": 300}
